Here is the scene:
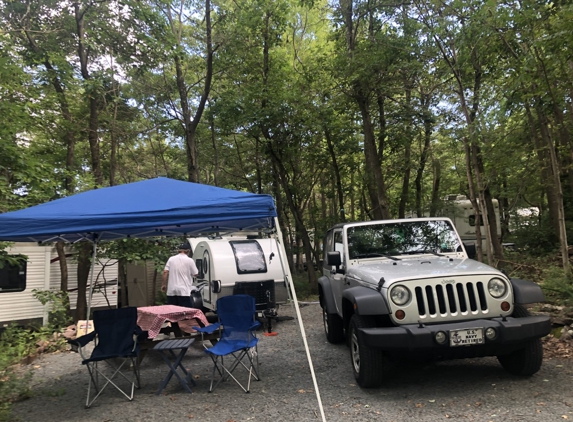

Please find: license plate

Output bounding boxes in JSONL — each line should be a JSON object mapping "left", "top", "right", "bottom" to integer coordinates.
{"left": 449, "top": 328, "right": 484, "bottom": 347}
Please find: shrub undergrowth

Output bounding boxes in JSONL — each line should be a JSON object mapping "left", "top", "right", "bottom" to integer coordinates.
{"left": 0, "top": 290, "right": 70, "bottom": 421}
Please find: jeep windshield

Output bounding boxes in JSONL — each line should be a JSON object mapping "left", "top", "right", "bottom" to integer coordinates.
{"left": 346, "top": 220, "right": 462, "bottom": 260}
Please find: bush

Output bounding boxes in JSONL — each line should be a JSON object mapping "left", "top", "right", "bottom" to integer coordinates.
{"left": 509, "top": 222, "right": 558, "bottom": 254}
{"left": 32, "top": 290, "right": 72, "bottom": 330}
{"left": 0, "top": 321, "right": 68, "bottom": 421}
{"left": 0, "top": 325, "right": 34, "bottom": 422}
{"left": 540, "top": 266, "right": 573, "bottom": 305}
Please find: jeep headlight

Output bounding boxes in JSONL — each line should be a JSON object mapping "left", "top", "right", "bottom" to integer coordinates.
{"left": 488, "top": 278, "right": 507, "bottom": 298}
{"left": 390, "top": 285, "right": 411, "bottom": 306}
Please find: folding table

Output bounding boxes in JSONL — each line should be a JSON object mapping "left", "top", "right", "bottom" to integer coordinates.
{"left": 152, "top": 338, "right": 196, "bottom": 395}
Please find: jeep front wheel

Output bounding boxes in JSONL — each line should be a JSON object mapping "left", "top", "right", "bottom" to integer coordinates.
{"left": 322, "top": 307, "right": 345, "bottom": 344}
{"left": 497, "top": 304, "right": 543, "bottom": 376}
{"left": 349, "top": 314, "right": 384, "bottom": 388}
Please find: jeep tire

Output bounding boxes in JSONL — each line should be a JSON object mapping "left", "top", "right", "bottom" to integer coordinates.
{"left": 349, "top": 314, "right": 385, "bottom": 388}
{"left": 497, "top": 304, "right": 543, "bottom": 376}
{"left": 322, "top": 306, "right": 345, "bottom": 344}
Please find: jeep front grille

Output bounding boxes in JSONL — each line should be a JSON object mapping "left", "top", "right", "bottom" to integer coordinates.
{"left": 414, "top": 282, "right": 488, "bottom": 317}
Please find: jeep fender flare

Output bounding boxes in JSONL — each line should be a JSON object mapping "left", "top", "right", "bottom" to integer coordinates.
{"left": 318, "top": 275, "right": 337, "bottom": 313}
{"left": 510, "top": 278, "right": 545, "bottom": 304}
{"left": 342, "top": 286, "right": 390, "bottom": 316}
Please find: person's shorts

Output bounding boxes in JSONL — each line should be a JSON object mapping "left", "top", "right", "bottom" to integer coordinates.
{"left": 166, "top": 295, "right": 193, "bottom": 308}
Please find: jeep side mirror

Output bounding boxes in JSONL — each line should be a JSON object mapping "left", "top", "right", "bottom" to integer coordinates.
{"left": 463, "top": 242, "right": 476, "bottom": 259}
{"left": 326, "top": 251, "right": 342, "bottom": 269}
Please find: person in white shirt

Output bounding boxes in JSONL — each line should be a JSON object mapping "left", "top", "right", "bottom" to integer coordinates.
{"left": 161, "top": 242, "right": 199, "bottom": 307}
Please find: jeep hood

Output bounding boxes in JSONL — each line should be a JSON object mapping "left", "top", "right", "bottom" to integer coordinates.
{"left": 346, "top": 258, "right": 504, "bottom": 285}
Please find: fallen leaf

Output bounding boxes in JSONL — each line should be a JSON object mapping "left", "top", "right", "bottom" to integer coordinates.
{"left": 475, "top": 402, "right": 482, "bottom": 407}
{"left": 415, "top": 403, "right": 423, "bottom": 408}
{"left": 562, "top": 416, "right": 568, "bottom": 419}
{"left": 297, "top": 389, "right": 306, "bottom": 394}
{"left": 188, "top": 415, "right": 194, "bottom": 419}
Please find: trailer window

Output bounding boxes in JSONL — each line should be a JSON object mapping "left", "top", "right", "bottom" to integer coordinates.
{"left": 0, "top": 257, "right": 27, "bottom": 293}
{"left": 229, "top": 240, "right": 267, "bottom": 274}
{"left": 469, "top": 215, "right": 482, "bottom": 227}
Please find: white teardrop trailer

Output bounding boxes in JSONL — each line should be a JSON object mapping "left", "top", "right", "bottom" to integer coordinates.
{"left": 187, "top": 236, "right": 290, "bottom": 326}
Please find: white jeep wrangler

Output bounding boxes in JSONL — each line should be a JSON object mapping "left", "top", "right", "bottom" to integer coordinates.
{"left": 318, "top": 218, "right": 551, "bottom": 388}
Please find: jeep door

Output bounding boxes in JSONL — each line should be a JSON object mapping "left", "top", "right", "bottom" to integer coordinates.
{"left": 328, "top": 228, "right": 346, "bottom": 315}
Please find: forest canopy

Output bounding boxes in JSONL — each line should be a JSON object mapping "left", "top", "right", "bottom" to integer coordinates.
{"left": 1, "top": 0, "right": 573, "bottom": 288}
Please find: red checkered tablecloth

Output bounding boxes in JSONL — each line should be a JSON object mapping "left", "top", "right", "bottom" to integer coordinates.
{"left": 137, "top": 305, "right": 209, "bottom": 339}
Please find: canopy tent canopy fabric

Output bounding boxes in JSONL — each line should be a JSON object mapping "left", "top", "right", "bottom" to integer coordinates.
{"left": 0, "top": 177, "right": 277, "bottom": 243}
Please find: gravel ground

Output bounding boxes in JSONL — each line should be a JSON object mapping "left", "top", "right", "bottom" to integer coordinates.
{"left": 11, "top": 302, "right": 573, "bottom": 422}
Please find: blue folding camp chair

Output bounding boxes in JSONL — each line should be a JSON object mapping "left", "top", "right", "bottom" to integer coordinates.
{"left": 69, "top": 307, "right": 146, "bottom": 408}
{"left": 193, "top": 294, "right": 261, "bottom": 393}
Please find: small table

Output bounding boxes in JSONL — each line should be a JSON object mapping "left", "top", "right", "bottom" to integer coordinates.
{"left": 137, "top": 305, "right": 210, "bottom": 339}
{"left": 153, "top": 338, "right": 196, "bottom": 395}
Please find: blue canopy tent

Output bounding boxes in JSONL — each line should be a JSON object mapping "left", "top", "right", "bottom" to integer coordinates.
{"left": 0, "top": 177, "right": 326, "bottom": 420}
{"left": 0, "top": 177, "right": 277, "bottom": 242}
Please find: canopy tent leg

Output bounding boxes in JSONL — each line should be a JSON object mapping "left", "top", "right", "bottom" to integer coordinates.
{"left": 274, "top": 217, "right": 326, "bottom": 422}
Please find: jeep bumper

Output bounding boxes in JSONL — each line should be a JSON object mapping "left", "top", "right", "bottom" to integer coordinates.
{"left": 359, "top": 315, "right": 551, "bottom": 352}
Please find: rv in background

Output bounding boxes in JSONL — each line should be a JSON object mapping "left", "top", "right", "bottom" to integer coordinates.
{"left": 437, "top": 195, "right": 502, "bottom": 256}
{"left": 0, "top": 243, "right": 119, "bottom": 328}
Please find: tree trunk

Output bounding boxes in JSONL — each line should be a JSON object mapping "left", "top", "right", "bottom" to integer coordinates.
{"left": 415, "top": 94, "right": 434, "bottom": 217}
{"left": 535, "top": 100, "right": 570, "bottom": 274}
{"left": 324, "top": 127, "right": 346, "bottom": 222}
{"left": 525, "top": 102, "right": 561, "bottom": 237}
{"left": 267, "top": 144, "right": 318, "bottom": 292}
{"left": 118, "top": 258, "right": 128, "bottom": 308}
{"left": 356, "top": 94, "right": 390, "bottom": 220}
{"left": 430, "top": 159, "right": 441, "bottom": 217}
{"left": 55, "top": 242, "right": 68, "bottom": 292}
{"left": 398, "top": 88, "right": 413, "bottom": 219}
{"left": 75, "top": 242, "right": 92, "bottom": 322}
{"left": 171, "top": 0, "right": 213, "bottom": 183}
{"left": 74, "top": 3, "right": 103, "bottom": 187}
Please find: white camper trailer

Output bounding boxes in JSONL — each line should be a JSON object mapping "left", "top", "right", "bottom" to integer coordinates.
{"left": 190, "top": 237, "right": 288, "bottom": 316}
{"left": 439, "top": 195, "right": 502, "bottom": 242}
{"left": 0, "top": 243, "right": 118, "bottom": 327}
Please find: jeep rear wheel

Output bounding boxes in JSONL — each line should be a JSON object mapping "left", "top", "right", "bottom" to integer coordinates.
{"left": 322, "top": 307, "right": 345, "bottom": 344}
{"left": 497, "top": 304, "right": 543, "bottom": 376}
{"left": 349, "top": 314, "right": 385, "bottom": 388}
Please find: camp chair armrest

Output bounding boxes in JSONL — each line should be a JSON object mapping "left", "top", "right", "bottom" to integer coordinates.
{"left": 250, "top": 321, "right": 261, "bottom": 331}
{"left": 192, "top": 323, "right": 220, "bottom": 334}
{"left": 69, "top": 331, "right": 97, "bottom": 347}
